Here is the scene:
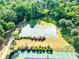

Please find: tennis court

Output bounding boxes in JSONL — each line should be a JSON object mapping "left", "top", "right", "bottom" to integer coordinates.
{"left": 11, "top": 51, "right": 78, "bottom": 59}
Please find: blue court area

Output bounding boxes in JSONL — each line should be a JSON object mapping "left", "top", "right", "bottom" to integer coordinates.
{"left": 24, "top": 57, "right": 63, "bottom": 59}
{"left": 11, "top": 51, "right": 78, "bottom": 59}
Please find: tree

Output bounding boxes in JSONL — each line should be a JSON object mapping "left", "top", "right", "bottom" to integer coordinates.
{"left": 7, "top": 22, "right": 15, "bottom": 30}
{"left": 2, "top": 9, "right": 17, "bottom": 23}
{"left": 65, "top": 20, "right": 72, "bottom": 26}
{"left": 0, "top": 25, "right": 4, "bottom": 37}
{"left": 73, "top": 36, "right": 79, "bottom": 53}
{"left": 75, "top": 21, "right": 79, "bottom": 26}
{"left": 14, "top": 3, "right": 26, "bottom": 22}
{"left": 59, "top": 19, "right": 66, "bottom": 28}
{"left": 39, "top": 8, "right": 49, "bottom": 20}
{"left": 0, "top": 20, "right": 7, "bottom": 31}
{"left": 30, "top": 3, "right": 38, "bottom": 19}
{"left": 0, "top": 0, "right": 6, "bottom": 5}
{"left": 71, "top": 28, "right": 79, "bottom": 36}
{"left": 67, "top": 12, "right": 76, "bottom": 17}
{"left": 0, "top": 37, "right": 4, "bottom": 47}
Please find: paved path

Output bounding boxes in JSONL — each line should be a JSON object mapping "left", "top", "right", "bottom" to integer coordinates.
{"left": 1, "top": 28, "right": 19, "bottom": 59}
{"left": 1, "top": 36, "right": 15, "bottom": 59}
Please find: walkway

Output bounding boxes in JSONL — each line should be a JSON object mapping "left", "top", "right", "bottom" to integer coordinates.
{"left": 1, "top": 36, "right": 15, "bottom": 59}
{"left": 1, "top": 28, "right": 19, "bottom": 59}
{"left": 1, "top": 20, "right": 26, "bottom": 59}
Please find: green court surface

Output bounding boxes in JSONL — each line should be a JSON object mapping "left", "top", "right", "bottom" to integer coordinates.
{"left": 11, "top": 51, "right": 78, "bottom": 59}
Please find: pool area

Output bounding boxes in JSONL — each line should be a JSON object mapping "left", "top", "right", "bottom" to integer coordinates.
{"left": 10, "top": 51, "right": 78, "bottom": 59}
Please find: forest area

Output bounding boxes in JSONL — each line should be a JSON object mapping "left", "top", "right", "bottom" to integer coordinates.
{"left": 0, "top": 0, "right": 79, "bottom": 53}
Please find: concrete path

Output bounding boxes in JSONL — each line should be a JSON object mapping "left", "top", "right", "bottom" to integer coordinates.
{"left": 1, "top": 28, "right": 18, "bottom": 59}
{"left": 1, "top": 36, "right": 15, "bottom": 59}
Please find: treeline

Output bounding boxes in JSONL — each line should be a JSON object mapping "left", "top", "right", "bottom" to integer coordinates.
{"left": 0, "top": 0, "right": 79, "bottom": 52}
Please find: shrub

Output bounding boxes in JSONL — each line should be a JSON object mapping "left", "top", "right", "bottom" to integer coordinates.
{"left": 6, "top": 54, "right": 10, "bottom": 59}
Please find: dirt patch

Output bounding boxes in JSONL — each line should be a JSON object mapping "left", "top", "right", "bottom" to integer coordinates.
{"left": 0, "top": 45, "right": 6, "bottom": 57}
